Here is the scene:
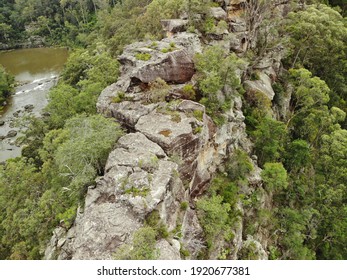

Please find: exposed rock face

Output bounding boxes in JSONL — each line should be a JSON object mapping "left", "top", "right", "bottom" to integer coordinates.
{"left": 161, "top": 19, "right": 188, "bottom": 34}
{"left": 156, "top": 239, "right": 181, "bottom": 260}
{"left": 46, "top": 0, "right": 287, "bottom": 259}
{"left": 6, "top": 130, "right": 17, "bottom": 138}
{"left": 118, "top": 40, "right": 196, "bottom": 84}
{"left": 244, "top": 72, "right": 276, "bottom": 101}
{"left": 210, "top": 7, "right": 228, "bottom": 21}
{"left": 46, "top": 30, "right": 256, "bottom": 260}
{"left": 240, "top": 235, "right": 268, "bottom": 260}
{"left": 47, "top": 131, "right": 186, "bottom": 259}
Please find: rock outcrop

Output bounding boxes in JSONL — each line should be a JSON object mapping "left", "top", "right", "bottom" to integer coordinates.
{"left": 44, "top": 0, "right": 293, "bottom": 260}
{"left": 45, "top": 27, "right": 257, "bottom": 260}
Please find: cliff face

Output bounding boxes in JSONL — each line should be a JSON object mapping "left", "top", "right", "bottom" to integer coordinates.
{"left": 45, "top": 1, "right": 288, "bottom": 260}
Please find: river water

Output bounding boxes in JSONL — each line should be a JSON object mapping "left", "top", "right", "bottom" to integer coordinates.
{"left": 0, "top": 48, "right": 68, "bottom": 162}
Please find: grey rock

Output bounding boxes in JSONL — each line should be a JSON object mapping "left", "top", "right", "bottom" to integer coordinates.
{"left": 0, "top": 120, "right": 4, "bottom": 126}
{"left": 163, "top": 33, "right": 202, "bottom": 56}
{"left": 181, "top": 208, "right": 205, "bottom": 258}
{"left": 44, "top": 227, "right": 67, "bottom": 260}
{"left": 240, "top": 235, "right": 268, "bottom": 260}
{"left": 156, "top": 239, "right": 181, "bottom": 260}
{"left": 228, "top": 33, "right": 247, "bottom": 53}
{"left": 244, "top": 72, "right": 275, "bottom": 100}
{"left": 108, "top": 102, "right": 158, "bottom": 129}
{"left": 119, "top": 46, "right": 195, "bottom": 84}
{"left": 229, "top": 22, "right": 247, "bottom": 32}
{"left": 53, "top": 132, "right": 186, "bottom": 259}
{"left": 210, "top": 7, "right": 227, "bottom": 21}
{"left": 6, "top": 130, "right": 17, "bottom": 138}
{"left": 161, "top": 19, "right": 188, "bottom": 33}
{"left": 24, "top": 104, "right": 34, "bottom": 111}
{"left": 63, "top": 201, "right": 142, "bottom": 260}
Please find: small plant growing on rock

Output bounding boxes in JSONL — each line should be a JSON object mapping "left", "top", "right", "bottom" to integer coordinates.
{"left": 170, "top": 112, "right": 181, "bottom": 123}
{"left": 182, "top": 84, "right": 196, "bottom": 100}
{"left": 147, "top": 77, "right": 170, "bottom": 103}
{"left": 161, "top": 42, "right": 177, "bottom": 53}
{"left": 124, "top": 185, "right": 150, "bottom": 197}
{"left": 180, "top": 201, "right": 189, "bottom": 211}
{"left": 193, "top": 126, "right": 203, "bottom": 134}
{"left": 193, "top": 110, "right": 203, "bottom": 121}
{"left": 146, "top": 210, "right": 169, "bottom": 239}
{"left": 150, "top": 41, "right": 158, "bottom": 49}
{"left": 111, "top": 91, "right": 125, "bottom": 103}
{"left": 135, "top": 53, "right": 152, "bottom": 61}
{"left": 113, "top": 226, "right": 158, "bottom": 260}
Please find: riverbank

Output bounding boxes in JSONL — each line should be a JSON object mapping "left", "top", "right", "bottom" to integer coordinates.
{"left": 0, "top": 47, "right": 69, "bottom": 162}
{"left": 0, "top": 35, "right": 46, "bottom": 51}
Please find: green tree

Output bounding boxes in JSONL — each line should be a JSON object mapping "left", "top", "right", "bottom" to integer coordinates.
{"left": 253, "top": 118, "right": 287, "bottom": 165}
{"left": 0, "top": 65, "right": 14, "bottom": 105}
{"left": 196, "top": 195, "right": 231, "bottom": 250}
{"left": 286, "top": 5, "right": 347, "bottom": 113}
{"left": 261, "top": 162, "right": 288, "bottom": 193}
{"left": 195, "top": 46, "right": 246, "bottom": 125}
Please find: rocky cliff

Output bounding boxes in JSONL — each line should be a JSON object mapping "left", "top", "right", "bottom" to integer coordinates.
{"left": 45, "top": 0, "right": 289, "bottom": 260}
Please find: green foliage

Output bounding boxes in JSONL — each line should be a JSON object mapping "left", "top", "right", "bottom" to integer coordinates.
{"left": 226, "top": 149, "right": 254, "bottom": 181}
{"left": 145, "top": 210, "right": 169, "bottom": 239}
{"left": 285, "top": 139, "right": 311, "bottom": 171}
{"left": 161, "top": 42, "right": 177, "bottom": 53}
{"left": 0, "top": 65, "right": 14, "bottom": 105}
{"left": 111, "top": 91, "right": 126, "bottom": 103}
{"left": 195, "top": 46, "right": 246, "bottom": 125}
{"left": 193, "top": 126, "right": 202, "bottom": 134}
{"left": 209, "top": 175, "right": 239, "bottom": 206}
{"left": 261, "top": 163, "right": 288, "bottom": 193}
{"left": 286, "top": 5, "right": 347, "bottom": 118}
{"left": 0, "top": 114, "right": 123, "bottom": 259}
{"left": 253, "top": 118, "right": 287, "bottom": 166}
{"left": 180, "top": 201, "right": 189, "bottom": 211}
{"left": 193, "top": 109, "right": 203, "bottom": 121}
{"left": 278, "top": 208, "right": 317, "bottom": 260}
{"left": 196, "top": 195, "right": 231, "bottom": 250}
{"left": 147, "top": 78, "right": 170, "bottom": 103}
{"left": 45, "top": 47, "right": 119, "bottom": 128}
{"left": 114, "top": 226, "right": 158, "bottom": 260}
{"left": 181, "top": 84, "right": 196, "bottom": 100}
{"left": 98, "top": 0, "right": 184, "bottom": 56}
{"left": 135, "top": 53, "right": 152, "bottom": 61}
{"left": 0, "top": 159, "right": 45, "bottom": 259}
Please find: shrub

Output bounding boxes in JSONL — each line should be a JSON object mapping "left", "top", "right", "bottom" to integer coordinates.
{"left": 180, "top": 201, "right": 189, "bottom": 210}
{"left": 148, "top": 78, "right": 170, "bottom": 103}
{"left": 111, "top": 91, "right": 125, "bottom": 103}
{"left": 193, "top": 110, "right": 203, "bottom": 121}
{"left": 182, "top": 84, "right": 196, "bottom": 100}
{"left": 135, "top": 53, "right": 152, "bottom": 61}
{"left": 114, "top": 226, "right": 158, "bottom": 260}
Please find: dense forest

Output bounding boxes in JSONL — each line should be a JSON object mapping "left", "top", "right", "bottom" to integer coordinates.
{"left": 0, "top": 0, "right": 346, "bottom": 260}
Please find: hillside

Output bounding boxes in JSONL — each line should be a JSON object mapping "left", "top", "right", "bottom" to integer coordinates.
{"left": 0, "top": 0, "right": 346, "bottom": 260}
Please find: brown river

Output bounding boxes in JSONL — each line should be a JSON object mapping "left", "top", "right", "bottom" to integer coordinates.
{"left": 0, "top": 48, "right": 68, "bottom": 162}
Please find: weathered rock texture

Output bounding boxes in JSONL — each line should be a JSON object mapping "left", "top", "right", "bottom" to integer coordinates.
{"left": 43, "top": 0, "right": 295, "bottom": 260}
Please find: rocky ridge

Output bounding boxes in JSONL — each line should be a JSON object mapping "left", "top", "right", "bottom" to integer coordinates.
{"left": 45, "top": 1, "right": 289, "bottom": 260}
